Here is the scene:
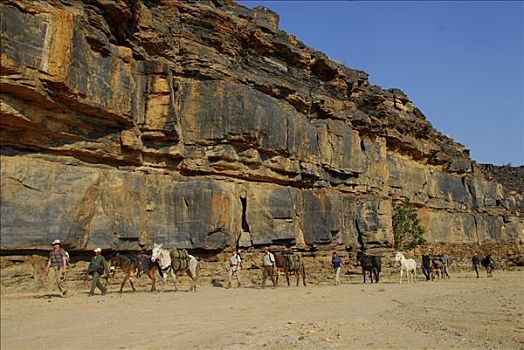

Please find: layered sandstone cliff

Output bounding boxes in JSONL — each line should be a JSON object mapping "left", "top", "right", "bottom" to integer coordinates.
{"left": 1, "top": 0, "right": 522, "bottom": 252}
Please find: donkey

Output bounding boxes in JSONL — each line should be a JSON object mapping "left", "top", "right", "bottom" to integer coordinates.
{"left": 151, "top": 243, "right": 199, "bottom": 292}
{"left": 356, "top": 251, "right": 381, "bottom": 283}
{"left": 481, "top": 254, "right": 494, "bottom": 277}
{"left": 430, "top": 257, "right": 444, "bottom": 281}
{"left": 421, "top": 254, "right": 431, "bottom": 281}
{"left": 109, "top": 253, "right": 162, "bottom": 292}
{"left": 395, "top": 252, "right": 417, "bottom": 284}
{"left": 275, "top": 252, "right": 306, "bottom": 287}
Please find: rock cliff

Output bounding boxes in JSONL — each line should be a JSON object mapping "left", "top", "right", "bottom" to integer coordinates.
{"left": 1, "top": 0, "right": 522, "bottom": 252}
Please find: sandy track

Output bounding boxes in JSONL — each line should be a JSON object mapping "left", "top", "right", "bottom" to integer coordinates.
{"left": 1, "top": 271, "right": 523, "bottom": 350}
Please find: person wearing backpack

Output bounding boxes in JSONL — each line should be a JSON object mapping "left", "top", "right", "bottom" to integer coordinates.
{"left": 261, "top": 247, "right": 277, "bottom": 289}
{"left": 45, "top": 239, "right": 68, "bottom": 297}
{"left": 227, "top": 250, "right": 242, "bottom": 288}
{"left": 87, "top": 247, "right": 108, "bottom": 296}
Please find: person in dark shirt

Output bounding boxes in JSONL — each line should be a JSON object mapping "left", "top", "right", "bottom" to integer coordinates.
{"left": 331, "top": 252, "right": 345, "bottom": 285}
{"left": 88, "top": 247, "right": 108, "bottom": 296}
{"left": 422, "top": 254, "right": 431, "bottom": 281}
{"left": 472, "top": 253, "right": 481, "bottom": 278}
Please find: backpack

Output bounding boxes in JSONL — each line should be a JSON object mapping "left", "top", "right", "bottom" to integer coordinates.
{"left": 55, "top": 248, "right": 70, "bottom": 267}
{"left": 64, "top": 250, "right": 70, "bottom": 266}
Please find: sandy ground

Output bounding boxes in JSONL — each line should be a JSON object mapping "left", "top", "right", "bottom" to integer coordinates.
{"left": 1, "top": 270, "right": 523, "bottom": 350}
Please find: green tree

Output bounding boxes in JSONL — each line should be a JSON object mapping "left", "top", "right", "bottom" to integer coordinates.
{"left": 392, "top": 204, "right": 426, "bottom": 250}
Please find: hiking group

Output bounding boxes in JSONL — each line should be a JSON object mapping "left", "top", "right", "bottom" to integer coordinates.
{"left": 44, "top": 240, "right": 495, "bottom": 297}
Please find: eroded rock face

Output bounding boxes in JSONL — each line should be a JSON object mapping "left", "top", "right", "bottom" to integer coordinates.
{"left": 1, "top": 0, "right": 522, "bottom": 251}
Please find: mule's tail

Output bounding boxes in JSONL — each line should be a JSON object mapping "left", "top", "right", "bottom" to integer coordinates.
{"left": 195, "top": 259, "right": 201, "bottom": 280}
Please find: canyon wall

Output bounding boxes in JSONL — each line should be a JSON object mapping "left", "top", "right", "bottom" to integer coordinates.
{"left": 1, "top": 0, "right": 522, "bottom": 252}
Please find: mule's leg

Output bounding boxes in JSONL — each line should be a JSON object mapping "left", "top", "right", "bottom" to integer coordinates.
{"left": 170, "top": 270, "right": 178, "bottom": 291}
{"left": 163, "top": 272, "right": 170, "bottom": 292}
{"left": 399, "top": 269, "right": 403, "bottom": 284}
{"left": 160, "top": 268, "right": 170, "bottom": 292}
{"left": 186, "top": 269, "right": 196, "bottom": 292}
{"left": 487, "top": 266, "right": 492, "bottom": 277}
{"left": 413, "top": 268, "right": 417, "bottom": 283}
{"left": 286, "top": 271, "right": 290, "bottom": 287}
{"left": 120, "top": 271, "right": 130, "bottom": 293}
{"left": 160, "top": 272, "right": 166, "bottom": 292}
{"left": 191, "top": 276, "right": 195, "bottom": 292}
{"left": 129, "top": 277, "right": 136, "bottom": 292}
{"left": 193, "top": 263, "right": 199, "bottom": 291}
{"left": 149, "top": 271, "right": 156, "bottom": 292}
{"left": 302, "top": 266, "right": 307, "bottom": 286}
{"left": 374, "top": 268, "right": 380, "bottom": 283}
{"left": 191, "top": 272, "right": 196, "bottom": 292}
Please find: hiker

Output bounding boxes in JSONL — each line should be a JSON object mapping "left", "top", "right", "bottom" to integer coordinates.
{"left": 261, "top": 247, "right": 277, "bottom": 288}
{"left": 88, "top": 247, "right": 108, "bottom": 296}
{"left": 421, "top": 254, "right": 431, "bottom": 281}
{"left": 44, "top": 239, "right": 68, "bottom": 297}
{"left": 440, "top": 254, "right": 451, "bottom": 278}
{"left": 472, "top": 253, "right": 481, "bottom": 278}
{"left": 331, "top": 252, "right": 345, "bottom": 285}
{"left": 227, "top": 250, "right": 242, "bottom": 288}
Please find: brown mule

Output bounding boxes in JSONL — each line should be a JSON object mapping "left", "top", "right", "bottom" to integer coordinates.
{"left": 275, "top": 252, "right": 306, "bottom": 287}
{"left": 109, "top": 253, "right": 161, "bottom": 292}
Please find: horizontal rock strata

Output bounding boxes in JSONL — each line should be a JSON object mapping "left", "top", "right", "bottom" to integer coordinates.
{"left": 1, "top": 0, "right": 522, "bottom": 252}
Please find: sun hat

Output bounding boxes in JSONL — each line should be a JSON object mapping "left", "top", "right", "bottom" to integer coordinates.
{"left": 94, "top": 247, "right": 102, "bottom": 253}
{"left": 52, "top": 239, "right": 61, "bottom": 245}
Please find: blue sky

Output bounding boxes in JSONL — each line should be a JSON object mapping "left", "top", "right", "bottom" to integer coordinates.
{"left": 239, "top": 1, "right": 524, "bottom": 166}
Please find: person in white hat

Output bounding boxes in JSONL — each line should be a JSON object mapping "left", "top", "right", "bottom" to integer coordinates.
{"left": 261, "top": 247, "right": 277, "bottom": 289}
{"left": 87, "top": 247, "right": 107, "bottom": 296}
{"left": 227, "top": 249, "right": 242, "bottom": 288}
{"left": 44, "top": 239, "right": 68, "bottom": 297}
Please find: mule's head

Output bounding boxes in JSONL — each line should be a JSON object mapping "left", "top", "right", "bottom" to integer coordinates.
{"left": 108, "top": 253, "right": 119, "bottom": 277}
{"left": 394, "top": 252, "right": 403, "bottom": 262}
{"left": 151, "top": 243, "right": 163, "bottom": 262}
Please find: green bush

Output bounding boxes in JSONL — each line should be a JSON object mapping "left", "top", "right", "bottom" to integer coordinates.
{"left": 392, "top": 204, "right": 426, "bottom": 250}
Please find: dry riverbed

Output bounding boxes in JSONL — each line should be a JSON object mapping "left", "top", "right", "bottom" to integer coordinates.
{"left": 1, "top": 270, "right": 523, "bottom": 349}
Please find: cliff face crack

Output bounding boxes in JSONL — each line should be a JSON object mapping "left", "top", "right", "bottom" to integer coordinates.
{"left": 462, "top": 176, "right": 476, "bottom": 210}
{"left": 240, "top": 196, "right": 250, "bottom": 233}
{"left": 5, "top": 177, "right": 42, "bottom": 193}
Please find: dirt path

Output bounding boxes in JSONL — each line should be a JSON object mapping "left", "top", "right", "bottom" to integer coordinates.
{"left": 1, "top": 271, "right": 523, "bottom": 350}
